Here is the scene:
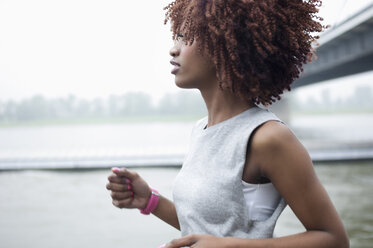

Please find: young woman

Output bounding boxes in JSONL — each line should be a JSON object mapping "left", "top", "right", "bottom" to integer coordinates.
{"left": 106, "top": 0, "right": 349, "bottom": 247}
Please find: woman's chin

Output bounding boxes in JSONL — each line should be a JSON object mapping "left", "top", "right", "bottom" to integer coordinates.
{"left": 175, "top": 79, "right": 195, "bottom": 89}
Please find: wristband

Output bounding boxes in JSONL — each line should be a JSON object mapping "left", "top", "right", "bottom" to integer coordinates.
{"left": 140, "top": 188, "right": 160, "bottom": 215}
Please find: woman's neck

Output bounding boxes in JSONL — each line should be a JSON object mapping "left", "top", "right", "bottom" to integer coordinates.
{"left": 200, "top": 86, "right": 255, "bottom": 128}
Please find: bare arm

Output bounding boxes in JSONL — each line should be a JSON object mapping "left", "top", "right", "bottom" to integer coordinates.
{"left": 153, "top": 195, "right": 180, "bottom": 230}
{"left": 106, "top": 168, "right": 180, "bottom": 230}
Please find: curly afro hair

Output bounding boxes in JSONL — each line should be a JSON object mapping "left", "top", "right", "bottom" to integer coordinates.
{"left": 164, "top": 0, "right": 326, "bottom": 105}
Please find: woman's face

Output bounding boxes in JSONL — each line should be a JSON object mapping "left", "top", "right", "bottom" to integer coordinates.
{"left": 169, "top": 35, "right": 217, "bottom": 90}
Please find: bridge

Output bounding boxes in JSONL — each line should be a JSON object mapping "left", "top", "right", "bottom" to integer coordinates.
{"left": 273, "top": 2, "right": 373, "bottom": 119}
{"left": 268, "top": 4, "right": 373, "bottom": 163}
{"left": 293, "top": 3, "right": 373, "bottom": 87}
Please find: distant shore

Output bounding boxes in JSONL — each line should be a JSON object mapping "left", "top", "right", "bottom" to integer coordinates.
{"left": 1, "top": 110, "right": 373, "bottom": 128}
{"left": 0, "top": 114, "right": 205, "bottom": 128}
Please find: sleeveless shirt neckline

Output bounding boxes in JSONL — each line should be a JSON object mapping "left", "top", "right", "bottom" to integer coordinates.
{"left": 201, "top": 106, "right": 259, "bottom": 133}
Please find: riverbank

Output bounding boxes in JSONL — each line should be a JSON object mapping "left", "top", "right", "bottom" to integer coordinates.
{"left": 1, "top": 110, "right": 372, "bottom": 128}
{"left": 0, "top": 113, "right": 372, "bottom": 170}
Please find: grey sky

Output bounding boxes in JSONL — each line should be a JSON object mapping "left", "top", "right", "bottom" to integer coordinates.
{"left": 0, "top": 0, "right": 372, "bottom": 102}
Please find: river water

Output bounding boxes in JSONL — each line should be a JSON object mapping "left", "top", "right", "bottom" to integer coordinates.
{"left": 0, "top": 163, "right": 372, "bottom": 248}
{"left": 0, "top": 113, "right": 372, "bottom": 247}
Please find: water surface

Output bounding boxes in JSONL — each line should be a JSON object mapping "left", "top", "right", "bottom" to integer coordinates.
{"left": 0, "top": 162, "right": 372, "bottom": 248}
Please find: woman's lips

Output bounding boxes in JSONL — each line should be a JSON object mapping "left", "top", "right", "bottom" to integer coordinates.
{"left": 170, "top": 60, "right": 180, "bottom": 74}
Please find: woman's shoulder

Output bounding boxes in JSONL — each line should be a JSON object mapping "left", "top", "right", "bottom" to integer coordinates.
{"left": 252, "top": 120, "right": 294, "bottom": 149}
{"left": 250, "top": 120, "right": 307, "bottom": 170}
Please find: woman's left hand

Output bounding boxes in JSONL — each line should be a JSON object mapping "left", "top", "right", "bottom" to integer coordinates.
{"left": 160, "top": 234, "right": 230, "bottom": 248}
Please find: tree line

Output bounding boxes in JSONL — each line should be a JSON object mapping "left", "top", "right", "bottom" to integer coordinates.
{"left": 1, "top": 85, "right": 371, "bottom": 123}
{"left": 0, "top": 91, "right": 207, "bottom": 123}
{"left": 290, "top": 85, "right": 373, "bottom": 114}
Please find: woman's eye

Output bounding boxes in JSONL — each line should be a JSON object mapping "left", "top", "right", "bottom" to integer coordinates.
{"left": 176, "top": 33, "right": 184, "bottom": 40}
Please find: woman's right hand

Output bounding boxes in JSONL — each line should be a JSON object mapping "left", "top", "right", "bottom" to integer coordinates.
{"left": 106, "top": 167, "right": 151, "bottom": 210}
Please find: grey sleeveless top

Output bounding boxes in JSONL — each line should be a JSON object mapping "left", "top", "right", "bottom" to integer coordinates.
{"left": 173, "top": 106, "right": 287, "bottom": 238}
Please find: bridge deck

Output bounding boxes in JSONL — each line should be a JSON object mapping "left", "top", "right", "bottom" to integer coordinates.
{"left": 294, "top": 3, "right": 373, "bottom": 87}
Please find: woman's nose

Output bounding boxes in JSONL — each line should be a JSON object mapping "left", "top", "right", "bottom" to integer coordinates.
{"left": 169, "top": 42, "right": 180, "bottom": 57}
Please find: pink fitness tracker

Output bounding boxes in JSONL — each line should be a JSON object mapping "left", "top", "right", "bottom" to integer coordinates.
{"left": 140, "top": 188, "right": 160, "bottom": 215}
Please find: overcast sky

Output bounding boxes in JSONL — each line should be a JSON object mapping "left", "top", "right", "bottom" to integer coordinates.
{"left": 0, "top": 0, "right": 372, "bottom": 102}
